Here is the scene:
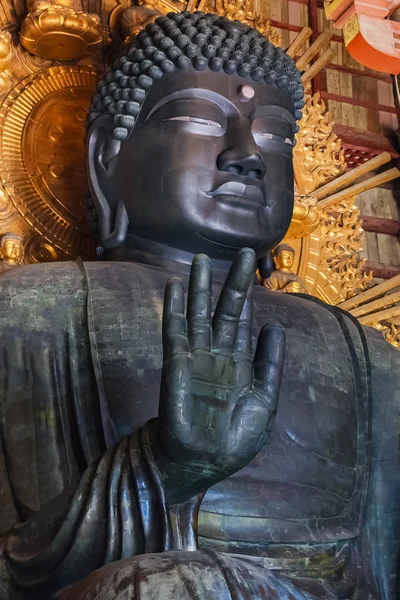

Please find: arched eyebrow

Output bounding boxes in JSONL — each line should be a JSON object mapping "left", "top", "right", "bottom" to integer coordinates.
{"left": 252, "top": 105, "right": 296, "bottom": 128}
{"left": 145, "top": 88, "right": 239, "bottom": 122}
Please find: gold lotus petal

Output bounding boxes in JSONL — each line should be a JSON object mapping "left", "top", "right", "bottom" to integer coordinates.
{"left": 63, "top": 14, "right": 86, "bottom": 33}
{"left": 38, "top": 10, "right": 64, "bottom": 32}
{"left": 20, "top": 15, "right": 41, "bottom": 39}
{"left": 84, "top": 25, "right": 102, "bottom": 43}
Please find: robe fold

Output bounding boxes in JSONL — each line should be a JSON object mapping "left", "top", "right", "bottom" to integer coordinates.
{"left": 0, "top": 259, "right": 397, "bottom": 599}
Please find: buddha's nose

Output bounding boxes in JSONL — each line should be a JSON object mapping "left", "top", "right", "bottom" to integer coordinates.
{"left": 217, "top": 120, "right": 266, "bottom": 179}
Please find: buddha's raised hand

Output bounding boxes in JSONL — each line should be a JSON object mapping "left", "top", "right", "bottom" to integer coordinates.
{"left": 154, "top": 248, "right": 285, "bottom": 505}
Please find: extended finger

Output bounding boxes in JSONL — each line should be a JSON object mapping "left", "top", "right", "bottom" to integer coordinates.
{"left": 212, "top": 248, "right": 257, "bottom": 352}
{"left": 253, "top": 324, "right": 286, "bottom": 410}
{"left": 187, "top": 254, "right": 212, "bottom": 351}
{"left": 163, "top": 277, "right": 189, "bottom": 358}
{"left": 233, "top": 278, "right": 254, "bottom": 358}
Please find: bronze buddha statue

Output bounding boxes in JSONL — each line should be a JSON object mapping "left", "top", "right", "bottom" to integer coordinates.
{"left": 0, "top": 11, "right": 398, "bottom": 600}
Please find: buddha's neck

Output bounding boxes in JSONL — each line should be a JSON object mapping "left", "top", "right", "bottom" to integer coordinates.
{"left": 105, "top": 234, "right": 233, "bottom": 281}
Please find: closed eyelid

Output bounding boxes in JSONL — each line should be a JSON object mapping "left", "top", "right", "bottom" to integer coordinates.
{"left": 163, "top": 116, "right": 223, "bottom": 128}
{"left": 257, "top": 132, "right": 293, "bottom": 145}
{"left": 145, "top": 88, "right": 237, "bottom": 122}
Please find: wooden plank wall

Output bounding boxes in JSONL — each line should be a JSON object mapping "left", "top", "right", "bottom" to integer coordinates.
{"left": 259, "top": 0, "right": 400, "bottom": 275}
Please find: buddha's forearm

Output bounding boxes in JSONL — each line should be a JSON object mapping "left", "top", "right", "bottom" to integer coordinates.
{"left": 2, "top": 423, "right": 173, "bottom": 599}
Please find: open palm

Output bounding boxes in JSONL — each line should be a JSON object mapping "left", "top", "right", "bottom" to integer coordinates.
{"left": 158, "top": 248, "right": 286, "bottom": 485}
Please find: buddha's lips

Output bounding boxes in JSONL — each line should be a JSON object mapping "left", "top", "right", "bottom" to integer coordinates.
{"left": 207, "top": 182, "right": 264, "bottom": 205}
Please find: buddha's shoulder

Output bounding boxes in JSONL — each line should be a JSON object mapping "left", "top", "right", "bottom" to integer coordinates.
{"left": 0, "top": 260, "right": 143, "bottom": 292}
{"left": 0, "top": 260, "right": 147, "bottom": 319}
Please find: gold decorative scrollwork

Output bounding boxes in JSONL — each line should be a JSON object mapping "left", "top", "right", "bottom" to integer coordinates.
{"left": 294, "top": 92, "right": 346, "bottom": 196}
{"left": 24, "top": 233, "right": 61, "bottom": 262}
{"left": 286, "top": 193, "right": 319, "bottom": 239}
{"left": 319, "top": 198, "right": 373, "bottom": 299}
{"left": 212, "top": 0, "right": 281, "bottom": 44}
{"left": 385, "top": 323, "right": 400, "bottom": 349}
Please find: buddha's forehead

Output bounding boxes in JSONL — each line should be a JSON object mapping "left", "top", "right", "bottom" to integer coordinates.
{"left": 136, "top": 69, "right": 296, "bottom": 124}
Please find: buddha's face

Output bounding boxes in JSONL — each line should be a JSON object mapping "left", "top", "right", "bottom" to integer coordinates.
{"left": 90, "top": 70, "right": 296, "bottom": 260}
{"left": 2, "top": 239, "right": 23, "bottom": 262}
{"left": 275, "top": 249, "right": 294, "bottom": 271}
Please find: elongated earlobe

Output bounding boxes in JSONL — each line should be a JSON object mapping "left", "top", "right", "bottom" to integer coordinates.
{"left": 87, "top": 118, "right": 129, "bottom": 249}
{"left": 101, "top": 199, "right": 129, "bottom": 249}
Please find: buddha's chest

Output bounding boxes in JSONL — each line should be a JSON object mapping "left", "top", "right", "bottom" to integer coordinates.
{"left": 88, "top": 264, "right": 366, "bottom": 545}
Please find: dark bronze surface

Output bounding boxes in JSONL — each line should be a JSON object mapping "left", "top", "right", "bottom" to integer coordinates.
{"left": 0, "top": 11, "right": 398, "bottom": 600}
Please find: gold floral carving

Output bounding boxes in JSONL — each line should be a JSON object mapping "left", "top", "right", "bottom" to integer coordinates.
{"left": 212, "top": 0, "right": 281, "bottom": 45}
{"left": 20, "top": 2, "right": 102, "bottom": 61}
{"left": 0, "top": 65, "right": 97, "bottom": 258}
{"left": 319, "top": 198, "right": 373, "bottom": 299}
{"left": 286, "top": 193, "right": 319, "bottom": 239}
{"left": 294, "top": 197, "right": 373, "bottom": 303}
{"left": 385, "top": 323, "right": 400, "bottom": 349}
{"left": 294, "top": 92, "right": 346, "bottom": 196}
{"left": 117, "top": 0, "right": 281, "bottom": 45}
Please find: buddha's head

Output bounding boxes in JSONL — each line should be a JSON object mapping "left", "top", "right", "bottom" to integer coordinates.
{"left": 0, "top": 233, "right": 24, "bottom": 264}
{"left": 87, "top": 11, "right": 304, "bottom": 262}
{"left": 274, "top": 243, "right": 295, "bottom": 272}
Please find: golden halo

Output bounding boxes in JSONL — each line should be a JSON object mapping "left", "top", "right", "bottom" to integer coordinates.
{"left": 0, "top": 65, "right": 97, "bottom": 258}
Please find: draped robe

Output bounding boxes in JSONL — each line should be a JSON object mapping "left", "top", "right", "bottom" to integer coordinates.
{"left": 0, "top": 259, "right": 398, "bottom": 599}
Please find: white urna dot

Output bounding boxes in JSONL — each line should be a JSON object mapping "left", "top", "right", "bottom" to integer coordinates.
{"left": 238, "top": 84, "right": 255, "bottom": 102}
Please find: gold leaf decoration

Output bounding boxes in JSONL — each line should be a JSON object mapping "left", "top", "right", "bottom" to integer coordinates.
{"left": 318, "top": 197, "right": 373, "bottom": 299}
{"left": 0, "top": 65, "right": 97, "bottom": 258}
{"left": 286, "top": 193, "right": 319, "bottom": 238}
{"left": 385, "top": 322, "right": 400, "bottom": 349}
{"left": 294, "top": 92, "right": 346, "bottom": 196}
{"left": 20, "top": 2, "right": 103, "bottom": 61}
{"left": 207, "top": 0, "right": 281, "bottom": 45}
{"left": 24, "top": 233, "right": 60, "bottom": 263}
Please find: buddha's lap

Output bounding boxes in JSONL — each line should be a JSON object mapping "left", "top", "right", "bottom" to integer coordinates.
{"left": 57, "top": 549, "right": 336, "bottom": 600}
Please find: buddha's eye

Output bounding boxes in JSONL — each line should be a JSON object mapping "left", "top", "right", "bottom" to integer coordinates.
{"left": 163, "top": 116, "right": 222, "bottom": 128}
{"left": 251, "top": 118, "right": 294, "bottom": 152}
{"left": 257, "top": 132, "right": 293, "bottom": 146}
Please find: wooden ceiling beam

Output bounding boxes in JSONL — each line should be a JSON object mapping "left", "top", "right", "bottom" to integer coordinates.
{"left": 320, "top": 91, "right": 397, "bottom": 113}
{"left": 363, "top": 261, "right": 400, "bottom": 279}
{"left": 332, "top": 125, "right": 400, "bottom": 158}
{"left": 324, "top": 63, "right": 392, "bottom": 83}
{"left": 361, "top": 216, "right": 400, "bottom": 236}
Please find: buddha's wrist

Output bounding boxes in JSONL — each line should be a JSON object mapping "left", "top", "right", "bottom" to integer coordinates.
{"left": 147, "top": 421, "right": 226, "bottom": 505}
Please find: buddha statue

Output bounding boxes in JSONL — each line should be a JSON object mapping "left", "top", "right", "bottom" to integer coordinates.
{"left": 262, "top": 243, "right": 307, "bottom": 293}
{"left": 0, "top": 11, "right": 398, "bottom": 600}
{"left": 0, "top": 232, "right": 24, "bottom": 274}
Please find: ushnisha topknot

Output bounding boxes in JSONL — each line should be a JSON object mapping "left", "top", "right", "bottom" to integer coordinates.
{"left": 87, "top": 11, "right": 305, "bottom": 141}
